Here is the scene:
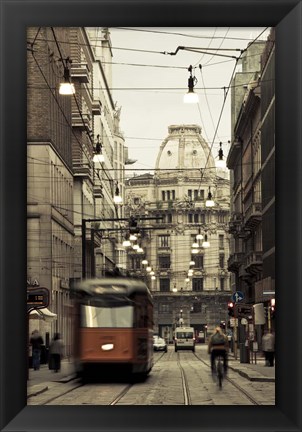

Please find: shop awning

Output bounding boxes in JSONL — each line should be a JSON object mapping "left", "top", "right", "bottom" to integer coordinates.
{"left": 29, "top": 308, "right": 57, "bottom": 322}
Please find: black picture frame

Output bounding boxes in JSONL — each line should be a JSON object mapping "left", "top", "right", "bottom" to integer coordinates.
{"left": 0, "top": 0, "right": 301, "bottom": 431}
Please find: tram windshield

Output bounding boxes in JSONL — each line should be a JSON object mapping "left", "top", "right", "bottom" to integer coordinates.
{"left": 81, "top": 304, "right": 133, "bottom": 328}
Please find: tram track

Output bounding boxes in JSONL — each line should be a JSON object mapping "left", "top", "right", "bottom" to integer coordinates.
{"left": 41, "top": 381, "right": 84, "bottom": 405}
{"left": 108, "top": 351, "right": 167, "bottom": 405}
{"left": 41, "top": 351, "right": 167, "bottom": 406}
{"left": 40, "top": 350, "right": 261, "bottom": 406}
{"left": 192, "top": 352, "right": 261, "bottom": 405}
{"left": 177, "top": 353, "right": 192, "bottom": 405}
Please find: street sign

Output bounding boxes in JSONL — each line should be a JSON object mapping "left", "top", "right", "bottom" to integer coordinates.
{"left": 232, "top": 291, "right": 244, "bottom": 303}
{"left": 27, "top": 287, "right": 49, "bottom": 310}
{"left": 237, "top": 304, "right": 253, "bottom": 319}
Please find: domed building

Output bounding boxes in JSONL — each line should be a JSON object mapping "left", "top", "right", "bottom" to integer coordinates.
{"left": 124, "top": 125, "right": 231, "bottom": 341}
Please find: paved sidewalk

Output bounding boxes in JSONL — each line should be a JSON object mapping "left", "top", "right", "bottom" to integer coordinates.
{"left": 227, "top": 352, "right": 275, "bottom": 382}
{"left": 27, "top": 359, "right": 76, "bottom": 398}
{"left": 198, "top": 344, "right": 275, "bottom": 383}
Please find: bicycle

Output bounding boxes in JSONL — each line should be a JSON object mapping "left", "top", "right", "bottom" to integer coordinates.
{"left": 214, "top": 354, "right": 224, "bottom": 389}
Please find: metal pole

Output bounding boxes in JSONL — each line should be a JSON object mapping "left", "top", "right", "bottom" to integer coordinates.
{"left": 102, "top": 241, "right": 106, "bottom": 276}
{"left": 214, "top": 277, "right": 217, "bottom": 327}
{"left": 82, "top": 219, "right": 86, "bottom": 279}
{"left": 234, "top": 304, "right": 238, "bottom": 360}
{"left": 268, "top": 306, "right": 271, "bottom": 332}
{"left": 91, "top": 228, "right": 95, "bottom": 277}
{"left": 27, "top": 310, "right": 32, "bottom": 380}
{"left": 253, "top": 304, "right": 257, "bottom": 364}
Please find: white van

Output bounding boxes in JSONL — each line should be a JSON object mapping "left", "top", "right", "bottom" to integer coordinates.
{"left": 174, "top": 327, "right": 195, "bottom": 352}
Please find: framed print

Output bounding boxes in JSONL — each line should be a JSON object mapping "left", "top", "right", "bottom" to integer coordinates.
{"left": 0, "top": 0, "right": 301, "bottom": 431}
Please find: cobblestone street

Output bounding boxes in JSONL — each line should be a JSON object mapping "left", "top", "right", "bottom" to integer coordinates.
{"left": 27, "top": 345, "right": 275, "bottom": 406}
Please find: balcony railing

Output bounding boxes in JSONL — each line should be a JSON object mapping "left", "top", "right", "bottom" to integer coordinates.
{"left": 228, "top": 212, "right": 243, "bottom": 235}
{"left": 244, "top": 251, "right": 263, "bottom": 275}
{"left": 93, "top": 185, "right": 103, "bottom": 198}
{"left": 238, "top": 267, "right": 251, "bottom": 281}
{"left": 73, "top": 160, "right": 92, "bottom": 178}
{"left": 230, "top": 212, "right": 243, "bottom": 223}
{"left": 228, "top": 252, "right": 245, "bottom": 272}
{"left": 158, "top": 246, "right": 171, "bottom": 254}
{"left": 72, "top": 112, "right": 92, "bottom": 132}
{"left": 91, "top": 100, "right": 102, "bottom": 116}
{"left": 70, "top": 62, "right": 89, "bottom": 83}
{"left": 244, "top": 202, "right": 262, "bottom": 229}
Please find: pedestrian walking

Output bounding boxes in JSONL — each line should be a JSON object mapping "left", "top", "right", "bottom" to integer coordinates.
{"left": 262, "top": 330, "right": 275, "bottom": 366}
{"left": 30, "top": 330, "right": 44, "bottom": 370}
{"left": 49, "top": 333, "right": 64, "bottom": 372}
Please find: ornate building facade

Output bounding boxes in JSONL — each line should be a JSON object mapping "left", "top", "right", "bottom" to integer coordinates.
{"left": 27, "top": 27, "right": 126, "bottom": 356}
{"left": 124, "top": 125, "right": 231, "bottom": 341}
{"left": 227, "top": 31, "right": 275, "bottom": 346}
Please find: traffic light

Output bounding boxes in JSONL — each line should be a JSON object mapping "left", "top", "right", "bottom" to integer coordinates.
{"left": 228, "top": 301, "right": 234, "bottom": 317}
{"left": 129, "top": 216, "right": 139, "bottom": 234}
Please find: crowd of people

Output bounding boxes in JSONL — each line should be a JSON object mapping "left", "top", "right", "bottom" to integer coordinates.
{"left": 29, "top": 330, "right": 64, "bottom": 372}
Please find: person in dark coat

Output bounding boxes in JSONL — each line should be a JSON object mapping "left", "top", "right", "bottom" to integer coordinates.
{"left": 262, "top": 330, "right": 275, "bottom": 366}
{"left": 30, "top": 330, "right": 44, "bottom": 370}
{"left": 49, "top": 333, "right": 64, "bottom": 372}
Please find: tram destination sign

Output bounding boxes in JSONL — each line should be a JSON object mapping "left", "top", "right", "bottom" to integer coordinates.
{"left": 27, "top": 287, "right": 49, "bottom": 309}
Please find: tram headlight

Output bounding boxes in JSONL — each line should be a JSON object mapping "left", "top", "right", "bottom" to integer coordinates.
{"left": 101, "top": 343, "right": 114, "bottom": 351}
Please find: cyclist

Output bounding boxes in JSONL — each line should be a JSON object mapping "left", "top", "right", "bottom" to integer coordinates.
{"left": 208, "top": 326, "right": 229, "bottom": 377}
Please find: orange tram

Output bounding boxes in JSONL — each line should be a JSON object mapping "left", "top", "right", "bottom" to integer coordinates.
{"left": 71, "top": 278, "right": 154, "bottom": 381}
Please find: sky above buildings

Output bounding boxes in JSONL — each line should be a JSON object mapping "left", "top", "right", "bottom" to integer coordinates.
{"left": 108, "top": 27, "right": 270, "bottom": 178}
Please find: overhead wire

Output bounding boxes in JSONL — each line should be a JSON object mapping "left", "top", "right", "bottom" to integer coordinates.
{"left": 30, "top": 28, "right": 121, "bottom": 213}
{"left": 26, "top": 75, "right": 274, "bottom": 91}
{"left": 108, "top": 27, "right": 263, "bottom": 42}
{"left": 27, "top": 27, "right": 268, "bottom": 235}
{"left": 192, "top": 27, "right": 217, "bottom": 68}
{"left": 27, "top": 33, "right": 269, "bottom": 60}
{"left": 195, "top": 57, "right": 240, "bottom": 193}
{"left": 28, "top": 40, "right": 271, "bottom": 71}
{"left": 198, "top": 65, "right": 222, "bottom": 141}
{"left": 31, "top": 27, "right": 41, "bottom": 48}
{"left": 27, "top": 158, "right": 259, "bottom": 173}
{"left": 192, "top": 27, "right": 268, "bottom": 193}
{"left": 201, "top": 28, "right": 230, "bottom": 67}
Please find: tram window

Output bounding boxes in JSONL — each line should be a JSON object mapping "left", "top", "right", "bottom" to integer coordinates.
{"left": 81, "top": 305, "right": 133, "bottom": 328}
{"left": 134, "top": 300, "right": 148, "bottom": 328}
{"left": 148, "top": 303, "right": 154, "bottom": 327}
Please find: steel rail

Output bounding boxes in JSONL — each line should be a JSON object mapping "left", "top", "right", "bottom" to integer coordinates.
{"left": 41, "top": 382, "right": 83, "bottom": 405}
{"left": 192, "top": 352, "right": 260, "bottom": 405}
{"left": 177, "top": 353, "right": 192, "bottom": 405}
{"left": 109, "top": 351, "right": 167, "bottom": 405}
